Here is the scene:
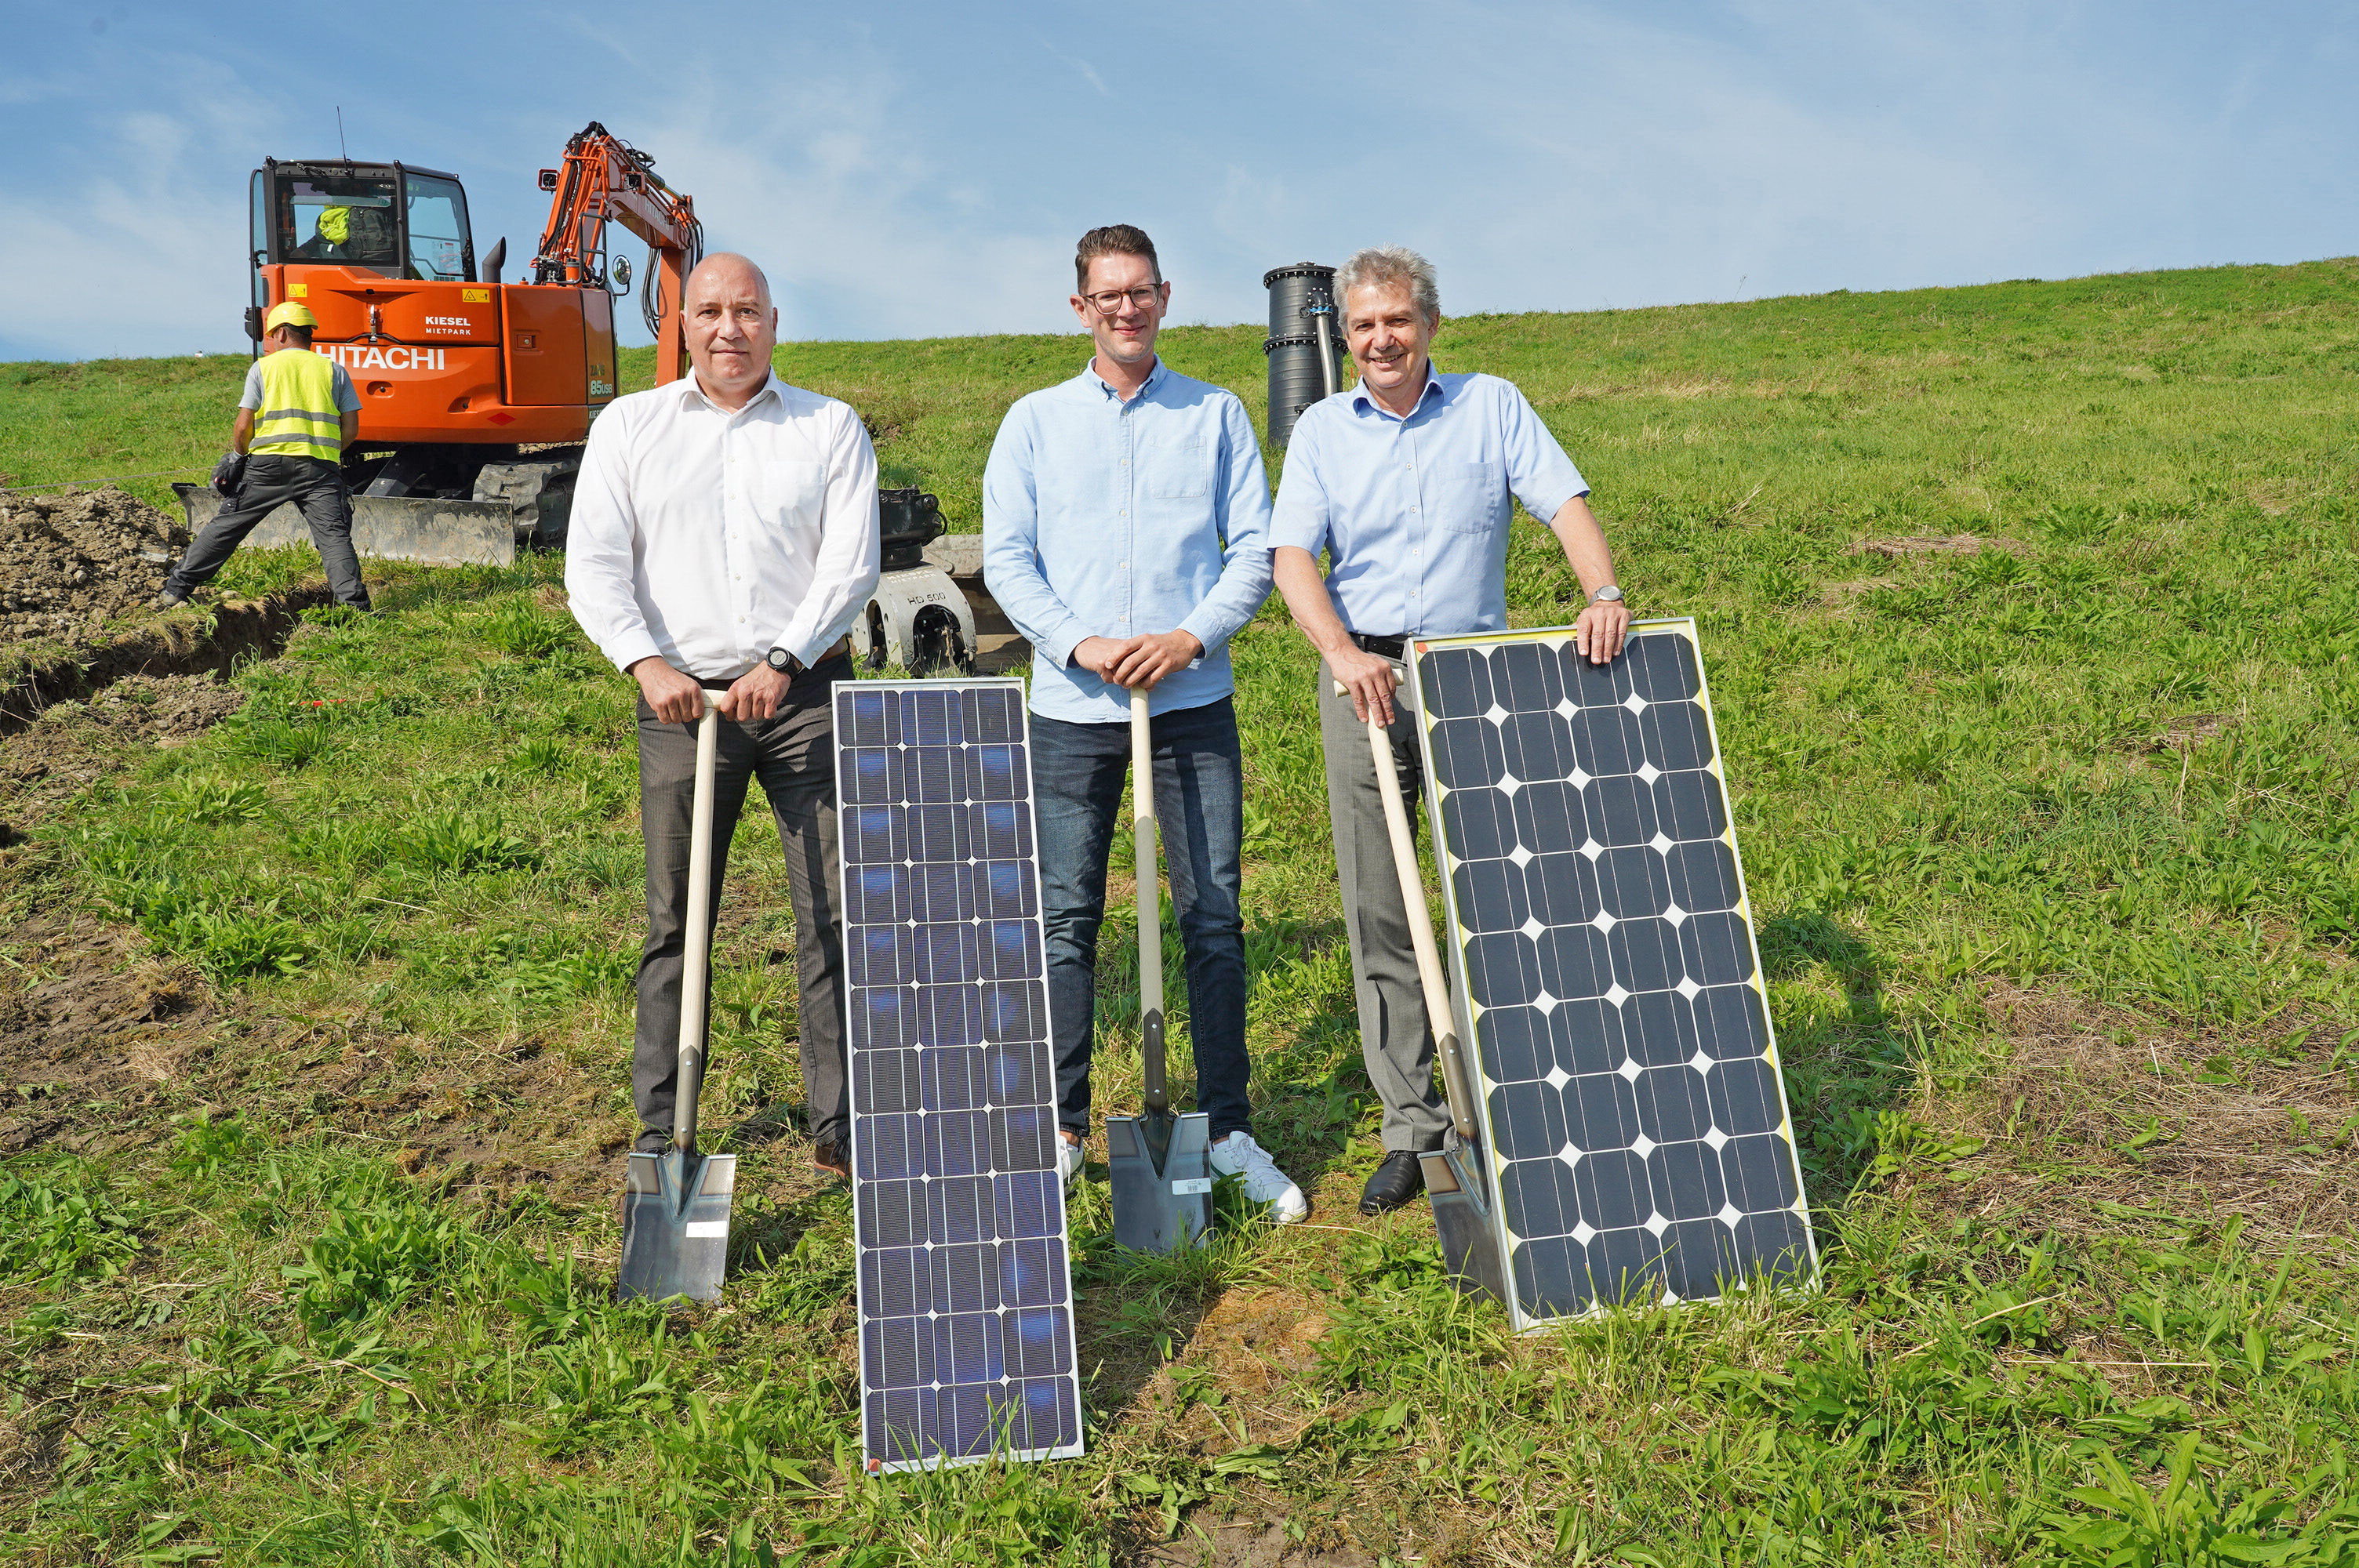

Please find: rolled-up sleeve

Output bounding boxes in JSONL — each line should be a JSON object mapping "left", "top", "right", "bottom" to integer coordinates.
{"left": 768, "top": 404, "right": 881, "bottom": 667}
{"left": 1499, "top": 382, "right": 1587, "bottom": 523}
{"left": 1266, "top": 412, "right": 1332, "bottom": 557}
{"left": 983, "top": 404, "right": 1092, "bottom": 670}
{"left": 563, "top": 405, "right": 664, "bottom": 675}
{"left": 1176, "top": 394, "right": 1274, "bottom": 655}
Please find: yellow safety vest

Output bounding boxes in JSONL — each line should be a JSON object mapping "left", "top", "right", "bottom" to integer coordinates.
{"left": 250, "top": 348, "right": 345, "bottom": 461}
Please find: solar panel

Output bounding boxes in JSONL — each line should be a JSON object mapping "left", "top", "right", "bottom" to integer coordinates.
{"left": 1410, "top": 619, "right": 1818, "bottom": 1330}
{"left": 834, "top": 677, "right": 1084, "bottom": 1473}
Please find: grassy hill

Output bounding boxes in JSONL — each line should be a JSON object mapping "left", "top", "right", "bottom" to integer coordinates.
{"left": 3, "top": 259, "right": 2359, "bottom": 1565}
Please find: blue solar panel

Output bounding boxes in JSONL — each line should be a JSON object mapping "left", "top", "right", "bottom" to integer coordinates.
{"left": 835, "top": 678, "right": 1083, "bottom": 1472}
{"left": 1412, "top": 619, "right": 1818, "bottom": 1330}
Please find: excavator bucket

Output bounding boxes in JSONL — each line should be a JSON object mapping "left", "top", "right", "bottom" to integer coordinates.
{"left": 173, "top": 481, "right": 556, "bottom": 570}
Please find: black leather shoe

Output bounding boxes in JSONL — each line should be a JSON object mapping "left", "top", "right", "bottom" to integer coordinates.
{"left": 1359, "top": 1150, "right": 1425, "bottom": 1214}
{"left": 634, "top": 1128, "right": 670, "bottom": 1156}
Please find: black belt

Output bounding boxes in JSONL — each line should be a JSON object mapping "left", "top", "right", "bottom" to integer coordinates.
{"left": 1351, "top": 632, "right": 1408, "bottom": 661}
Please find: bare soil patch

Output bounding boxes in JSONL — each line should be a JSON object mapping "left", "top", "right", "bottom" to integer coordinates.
{"left": 1, "top": 672, "right": 246, "bottom": 833}
{"left": 1142, "top": 1520, "right": 1375, "bottom": 1567}
{"left": 1190, "top": 1287, "right": 1332, "bottom": 1406}
{"left": 0, "top": 911, "right": 214, "bottom": 1156}
{"left": 0, "top": 887, "right": 649, "bottom": 1207}
{"left": 1911, "top": 982, "right": 2359, "bottom": 1245}
{"left": 1844, "top": 534, "right": 2025, "bottom": 560}
{"left": 2150, "top": 713, "right": 2240, "bottom": 750}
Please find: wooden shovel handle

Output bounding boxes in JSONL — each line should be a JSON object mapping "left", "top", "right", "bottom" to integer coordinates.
{"left": 1348, "top": 682, "right": 1480, "bottom": 1142}
{"left": 1132, "top": 688, "right": 1168, "bottom": 1117}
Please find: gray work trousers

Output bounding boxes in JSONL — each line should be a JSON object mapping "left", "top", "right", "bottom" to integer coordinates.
{"left": 164, "top": 455, "right": 371, "bottom": 608}
{"left": 633, "top": 656, "right": 849, "bottom": 1149}
{"left": 1317, "top": 655, "right": 1452, "bottom": 1153}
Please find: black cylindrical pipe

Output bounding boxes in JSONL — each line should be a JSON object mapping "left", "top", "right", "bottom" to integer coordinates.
{"left": 878, "top": 487, "right": 943, "bottom": 571}
{"left": 1263, "top": 263, "right": 1351, "bottom": 449}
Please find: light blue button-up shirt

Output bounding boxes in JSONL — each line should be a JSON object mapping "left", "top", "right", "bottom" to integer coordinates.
{"left": 983, "top": 358, "right": 1274, "bottom": 723}
{"left": 1268, "top": 368, "right": 1587, "bottom": 637}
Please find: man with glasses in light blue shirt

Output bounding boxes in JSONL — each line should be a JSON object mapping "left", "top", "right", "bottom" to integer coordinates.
{"left": 1270, "top": 244, "right": 1633, "bottom": 1217}
{"left": 984, "top": 223, "right": 1307, "bottom": 1222}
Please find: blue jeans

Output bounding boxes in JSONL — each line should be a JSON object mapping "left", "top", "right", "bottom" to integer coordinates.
{"left": 1030, "top": 695, "right": 1252, "bottom": 1143}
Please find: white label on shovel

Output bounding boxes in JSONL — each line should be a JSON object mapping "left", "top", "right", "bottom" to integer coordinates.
{"left": 1171, "top": 1178, "right": 1213, "bottom": 1196}
{"left": 684, "top": 1220, "right": 730, "bottom": 1238}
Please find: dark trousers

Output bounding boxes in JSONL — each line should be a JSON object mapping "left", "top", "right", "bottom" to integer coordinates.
{"left": 165, "top": 455, "right": 371, "bottom": 608}
{"left": 1030, "top": 695, "right": 1252, "bottom": 1143}
{"left": 634, "top": 655, "right": 850, "bottom": 1148}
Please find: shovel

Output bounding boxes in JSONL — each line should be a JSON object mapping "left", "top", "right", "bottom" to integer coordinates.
{"left": 1106, "top": 686, "right": 1214, "bottom": 1252}
{"left": 1350, "top": 680, "right": 1510, "bottom": 1305}
{"left": 619, "top": 691, "right": 739, "bottom": 1302}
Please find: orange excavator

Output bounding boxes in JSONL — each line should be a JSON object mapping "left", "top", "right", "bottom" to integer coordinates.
{"left": 175, "top": 122, "right": 703, "bottom": 564}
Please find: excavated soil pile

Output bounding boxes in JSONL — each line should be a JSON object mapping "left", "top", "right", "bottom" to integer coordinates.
{"left": 0, "top": 487, "right": 187, "bottom": 646}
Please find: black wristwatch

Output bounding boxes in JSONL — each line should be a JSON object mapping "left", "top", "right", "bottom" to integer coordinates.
{"left": 765, "top": 645, "right": 802, "bottom": 676}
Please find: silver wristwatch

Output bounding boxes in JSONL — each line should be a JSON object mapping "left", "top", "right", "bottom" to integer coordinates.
{"left": 1589, "top": 584, "right": 1625, "bottom": 605}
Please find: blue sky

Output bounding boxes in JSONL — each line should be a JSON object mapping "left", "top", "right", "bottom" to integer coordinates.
{"left": 2, "top": 1, "right": 2351, "bottom": 361}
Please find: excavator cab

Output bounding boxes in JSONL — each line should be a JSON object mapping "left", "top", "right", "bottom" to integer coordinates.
{"left": 247, "top": 161, "right": 477, "bottom": 337}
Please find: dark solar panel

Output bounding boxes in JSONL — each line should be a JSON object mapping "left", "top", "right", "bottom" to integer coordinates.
{"left": 1412, "top": 619, "right": 1817, "bottom": 1330}
{"left": 835, "top": 678, "right": 1083, "bottom": 1472}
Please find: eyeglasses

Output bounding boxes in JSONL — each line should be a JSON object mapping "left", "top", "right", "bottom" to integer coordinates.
{"left": 1082, "top": 283, "right": 1163, "bottom": 315}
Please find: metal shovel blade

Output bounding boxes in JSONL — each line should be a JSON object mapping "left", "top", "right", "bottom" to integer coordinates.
{"left": 1419, "top": 1131, "right": 1507, "bottom": 1306}
{"left": 1107, "top": 1110, "right": 1212, "bottom": 1253}
{"left": 617, "top": 1147, "right": 738, "bottom": 1302}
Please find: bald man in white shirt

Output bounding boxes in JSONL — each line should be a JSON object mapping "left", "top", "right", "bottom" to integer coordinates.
{"left": 566, "top": 253, "right": 881, "bottom": 1178}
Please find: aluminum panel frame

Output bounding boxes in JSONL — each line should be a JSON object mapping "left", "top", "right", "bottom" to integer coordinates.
{"left": 1409, "top": 619, "right": 1819, "bottom": 1333}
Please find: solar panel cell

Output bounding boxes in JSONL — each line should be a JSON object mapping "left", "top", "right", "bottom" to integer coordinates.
{"left": 1412, "top": 620, "right": 1818, "bottom": 1328}
{"left": 1441, "top": 786, "right": 1518, "bottom": 858}
{"left": 838, "top": 678, "right": 1083, "bottom": 1472}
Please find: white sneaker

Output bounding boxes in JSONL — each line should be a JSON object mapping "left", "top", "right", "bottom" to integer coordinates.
{"left": 1210, "top": 1131, "right": 1308, "bottom": 1223}
{"left": 1056, "top": 1134, "right": 1085, "bottom": 1188}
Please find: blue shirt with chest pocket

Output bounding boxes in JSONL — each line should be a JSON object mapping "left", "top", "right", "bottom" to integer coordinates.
{"left": 983, "top": 358, "right": 1274, "bottom": 724}
{"left": 1268, "top": 367, "right": 1588, "bottom": 638}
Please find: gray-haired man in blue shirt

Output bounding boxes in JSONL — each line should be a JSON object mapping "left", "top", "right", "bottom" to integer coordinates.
{"left": 984, "top": 223, "right": 1307, "bottom": 1222}
{"left": 1270, "top": 245, "right": 1633, "bottom": 1216}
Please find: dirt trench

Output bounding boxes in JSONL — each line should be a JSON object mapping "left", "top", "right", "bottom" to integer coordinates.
{"left": 0, "top": 487, "right": 330, "bottom": 733}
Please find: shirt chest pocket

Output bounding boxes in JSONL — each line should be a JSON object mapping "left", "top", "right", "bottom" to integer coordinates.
{"left": 747, "top": 459, "right": 827, "bottom": 534}
{"left": 1431, "top": 460, "right": 1502, "bottom": 535}
{"left": 1148, "top": 437, "right": 1210, "bottom": 500}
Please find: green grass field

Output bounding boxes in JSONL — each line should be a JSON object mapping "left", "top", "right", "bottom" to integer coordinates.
{"left": 4, "top": 257, "right": 2359, "bottom": 1566}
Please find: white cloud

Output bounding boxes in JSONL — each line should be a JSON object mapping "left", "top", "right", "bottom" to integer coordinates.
{"left": 1036, "top": 38, "right": 1111, "bottom": 99}
{"left": 0, "top": 50, "right": 285, "bottom": 358}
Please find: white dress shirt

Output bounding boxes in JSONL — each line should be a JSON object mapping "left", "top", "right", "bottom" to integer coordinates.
{"left": 565, "top": 371, "right": 881, "bottom": 682}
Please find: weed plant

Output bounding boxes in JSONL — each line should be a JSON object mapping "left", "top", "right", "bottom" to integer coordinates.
{"left": 4, "top": 260, "right": 2359, "bottom": 1563}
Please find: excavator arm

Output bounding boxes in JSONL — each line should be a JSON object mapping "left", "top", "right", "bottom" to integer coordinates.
{"left": 533, "top": 122, "right": 704, "bottom": 384}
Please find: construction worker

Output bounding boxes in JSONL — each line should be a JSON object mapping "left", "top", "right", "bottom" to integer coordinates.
{"left": 293, "top": 205, "right": 351, "bottom": 260}
{"left": 155, "top": 302, "right": 372, "bottom": 612}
